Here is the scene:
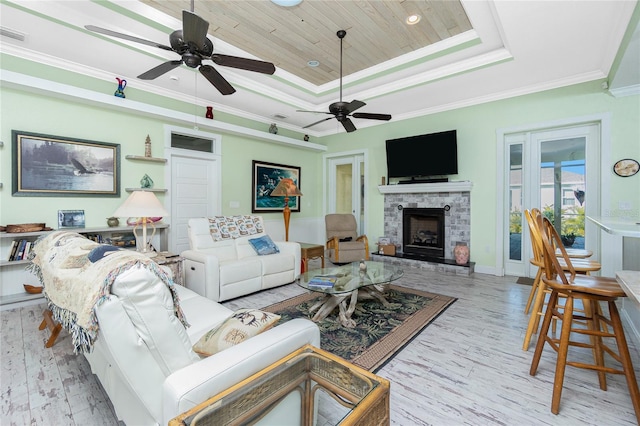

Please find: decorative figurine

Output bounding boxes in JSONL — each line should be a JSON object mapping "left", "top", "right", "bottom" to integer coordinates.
{"left": 140, "top": 174, "right": 154, "bottom": 189}
{"left": 114, "top": 77, "right": 127, "bottom": 98}
{"left": 269, "top": 123, "right": 278, "bottom": 134}
{"left": 205, "top": 106, "right": 214, "bottom": 119}
{"left": 454, "top": 242, "right": 470, "bottom": 265}
{"left": 145, "top": 135, "right": 152, "bottom": 157}
{"left": 304, "top": 134, "right": 309, "bottom": 141}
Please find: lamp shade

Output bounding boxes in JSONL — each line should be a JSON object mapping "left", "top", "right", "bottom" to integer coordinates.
{"left": 113, "top": 190, "right": 169, "bottom": 218}
{"left": 270, "top": 178, "right": 303, "bottom": 197}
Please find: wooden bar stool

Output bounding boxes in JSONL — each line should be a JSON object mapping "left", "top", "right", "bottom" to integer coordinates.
{"left": 529, "top": 217, "right": 640, "bottom": 422}
{"left": 522, "top": 209, "right": 601, "bottom": 351}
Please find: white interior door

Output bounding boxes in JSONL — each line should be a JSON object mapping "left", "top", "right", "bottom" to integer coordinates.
{"left": 325, "top": 152, "right": 367, "bottom": 235}
{"left": 169, "top": 152, "right": 221, "bottom": 254}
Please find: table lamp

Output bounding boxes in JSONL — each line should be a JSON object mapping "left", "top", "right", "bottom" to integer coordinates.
{"left": 270, "top": 178, "right": 302, "bottom": 241}
{"left": 113, "top": 190, "right": 169, "bottom": 257}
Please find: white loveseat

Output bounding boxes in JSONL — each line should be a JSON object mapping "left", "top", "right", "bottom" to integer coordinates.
{"left": 29, "top": 231, "right": 319, "bottom": 426}
{"left": 181, "top": 216, "right": 301, "bottom": 302}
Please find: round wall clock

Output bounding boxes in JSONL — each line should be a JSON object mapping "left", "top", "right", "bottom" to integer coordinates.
{"left": 613, "top": 158, "right": 639, "bottom": 177}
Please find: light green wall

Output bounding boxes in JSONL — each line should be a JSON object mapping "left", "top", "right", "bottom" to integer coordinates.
{"left": 217, "top": 134, "right": 322, "bottom": 217}
{"left": 0, "top": 87, "right": 322, "bottom": 229}
{"left": 321, "top": 80, "right": 640, "bottom": 268}
{"left": 1, "top": 73, "right": 638, "bottom": 269}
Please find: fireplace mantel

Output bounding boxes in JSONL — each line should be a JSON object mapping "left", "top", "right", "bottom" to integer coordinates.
{"left": 378, "top": 181, "right": 473, "bottom": 194}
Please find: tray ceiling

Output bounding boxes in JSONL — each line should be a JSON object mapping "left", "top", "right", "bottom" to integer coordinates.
{"left": 0, "top": 1, "right": 637, "bottom": 136}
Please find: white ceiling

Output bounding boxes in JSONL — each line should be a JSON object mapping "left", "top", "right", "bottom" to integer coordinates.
{"left": 1, "top": 1, "right": 637, "bottom": 137}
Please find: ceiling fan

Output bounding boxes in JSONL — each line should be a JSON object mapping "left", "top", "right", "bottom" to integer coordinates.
{"left": 85, "top": 10, "right": 275, "bottom": 95}
{"left": 298, "top": 30, "right": 392, "bottom": 133}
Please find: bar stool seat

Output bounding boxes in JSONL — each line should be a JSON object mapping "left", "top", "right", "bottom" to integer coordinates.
{"left": 522, "top": 209, "right": 601, "bottom": 351}
{"left": 529, "top": 217, "right": 640, "bottom": 422}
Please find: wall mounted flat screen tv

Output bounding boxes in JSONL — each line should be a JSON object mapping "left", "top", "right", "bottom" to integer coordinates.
{"left": 386, "top": 130, "right": 458, "bottom": 179}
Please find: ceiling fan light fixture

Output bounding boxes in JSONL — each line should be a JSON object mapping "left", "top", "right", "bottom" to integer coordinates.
{"left": 271, "top": 0, "right": 302, "bottom": 7}
{"left": 307, "top": 60, "right": 320, "bottom": 67}
{"left": 406, "top": 14, "right": 421, "bottom": 25}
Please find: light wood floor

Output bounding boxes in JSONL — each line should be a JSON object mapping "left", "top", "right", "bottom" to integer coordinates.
{"left": 2, "top": 264, "right": 639, "bottom": 425}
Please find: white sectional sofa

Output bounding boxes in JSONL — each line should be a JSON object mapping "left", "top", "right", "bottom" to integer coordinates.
{"left": 181, "top": 216, "right": 301, "bottom": 302}
{"left": 29, "top": 231, "right": 319, "bottom": 426}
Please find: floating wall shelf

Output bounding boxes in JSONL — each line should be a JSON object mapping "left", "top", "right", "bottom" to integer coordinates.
{"left": 125, "top": 188, "right": 167, "bottom": 193}
{"left": 125, "top": 155, "right": 167, "bottom": 163}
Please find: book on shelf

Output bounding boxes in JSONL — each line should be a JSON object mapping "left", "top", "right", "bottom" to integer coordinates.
{"left": 7, "top": 240, "right": 18, "bottom": 261}
{"left": 15, "top": 239, "right": 27, "bottom": 261}
{"left": 23, "top": 241, "right": 32, "bottom": 260}
{"left": 308, "top": 275, "right": 338, "bottom": 288}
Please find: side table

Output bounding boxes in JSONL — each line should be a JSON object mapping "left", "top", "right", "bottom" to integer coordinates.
{"left": 169, "top": 344, "right": 390, "bottom": 426}
{"left": 154, "top": 252, "right": 184, "bottom": 285}
{"left": 299, "top": 242, "right": 325, "bottom": 273}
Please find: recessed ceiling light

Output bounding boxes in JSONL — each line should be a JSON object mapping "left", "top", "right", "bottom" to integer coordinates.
{"left": 406, "top": 14, "right": 421, "bottom": 25}
{"left": 307, "top": 60, "right": 320, "bottom": 67}
{"left": 271, "top": 0, "right": 302, "bottom": 6}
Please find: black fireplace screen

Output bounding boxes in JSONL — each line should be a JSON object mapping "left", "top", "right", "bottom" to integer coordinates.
{"left": 403, "top": 208, "right": 445, "bottom": 258}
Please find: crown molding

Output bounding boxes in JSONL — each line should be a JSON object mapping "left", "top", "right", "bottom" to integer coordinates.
{"left": 1, "top": 70, "right": 327, "bottom": 152}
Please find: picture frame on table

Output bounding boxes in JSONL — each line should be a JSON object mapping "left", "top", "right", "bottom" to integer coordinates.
{"left": 58, "top": 210, "right": 86, "bottom": 229}
{"left": 12, "top": 130, "right": 121, "bottom": 197}
{"left": 252, "top": 160, "right": 301, "bottom": 213}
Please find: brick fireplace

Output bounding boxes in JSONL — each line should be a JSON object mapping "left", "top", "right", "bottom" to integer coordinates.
{"left": 375, "top": 181, "right": 473, "bottom": 275}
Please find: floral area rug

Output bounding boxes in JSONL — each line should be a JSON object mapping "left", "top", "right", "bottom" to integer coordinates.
{"left": 263, "top": 285, "right": 456, "bottom": 372}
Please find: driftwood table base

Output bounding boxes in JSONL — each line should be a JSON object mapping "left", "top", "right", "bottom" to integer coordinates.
{"left": 308, "top": 284, "right": 391, "bottom": 328}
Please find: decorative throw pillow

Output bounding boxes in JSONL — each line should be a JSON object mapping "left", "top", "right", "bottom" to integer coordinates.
{"left": 248, "top": 235, "right": 280, "bottom": 256}
{"left": 225, "top": 217, "right": 241, "bottom": 239}
{"left": 192, "top": 309, "right": 281, "bottom": 356}
{"left": 234, "top": 215, "right": 258, "bottom": 236}
{"left": 207, "top": 219, "right": 223, "bottom": 241}
{"left": 252, "top": 216, "right": 264, "bottom": 234}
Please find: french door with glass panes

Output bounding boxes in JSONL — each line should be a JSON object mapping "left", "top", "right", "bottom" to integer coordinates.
{"left": 503, "top": 123, "right": 600, "bottom": 278}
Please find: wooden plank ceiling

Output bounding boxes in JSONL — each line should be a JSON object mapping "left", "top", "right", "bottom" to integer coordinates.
{"left": 140, "top": 0, "right": 472, "bottom": 86}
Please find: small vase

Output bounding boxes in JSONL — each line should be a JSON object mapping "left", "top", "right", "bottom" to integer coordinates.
{"left": 454, "top": 242, "right": 469, "bottom": 265}
{"left": 205, "top": 106, "right": 214, "bottom": 119}
{"left": 107, "top": 217, "right": 119, "bottom": 227}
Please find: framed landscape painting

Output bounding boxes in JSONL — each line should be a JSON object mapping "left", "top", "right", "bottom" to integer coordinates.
{"left": 12, "top": 130, "right": 120, "bottom": 197}
{"left": 252, "top": 160, "right": 301, "bottom": 213}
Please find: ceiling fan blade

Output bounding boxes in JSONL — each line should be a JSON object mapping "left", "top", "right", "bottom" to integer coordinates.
{"left": 296, "top": 109, "right": 333, "bottom": 114}
{"left": 303, "top": 117, "right": 334, "bottom": 129}
{"left": 138, "top": 60, "right": 183, "bottom": 80}
{"left": 352, "top": 112, "right": 392, "bottom": 121}
{"left": 341, "top": 118, "right": 357, "bottom": 133}
{"left": 199, "top": 65, "right": 236, "bottom": 95}
{"left": 212, "top": 54, "right": 276, "bottom": 75}
{"left": 182, "top": 10, "right": 209, "bottom": 51}
{"left": 85, "top": 25, "right": 173, "bottom": 52}
{"left": 345, "top": 100, "right": 366, "bottom": 114}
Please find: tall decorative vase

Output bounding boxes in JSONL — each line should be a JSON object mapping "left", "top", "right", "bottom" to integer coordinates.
{"left": 454, "top": 242, "right": 469, "bottom": 265}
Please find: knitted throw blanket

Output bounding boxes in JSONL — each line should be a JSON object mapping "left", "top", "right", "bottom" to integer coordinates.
{"left": 27, "top": 231, "right": 188, "bottom": 354}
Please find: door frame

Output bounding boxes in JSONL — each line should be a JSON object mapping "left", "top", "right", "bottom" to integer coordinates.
{"left": 323, "top": 149, "right": 369, "bottom": 235}
{"left": 163, "top": 125, "right": 222, "bottom": 252}
{"left": 496, "top": 113, "right": 612, "bottom": 277}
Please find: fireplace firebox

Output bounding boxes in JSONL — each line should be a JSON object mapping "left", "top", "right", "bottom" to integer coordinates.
{"left": 403, "top": 208, "right": 445, "bottom": 258}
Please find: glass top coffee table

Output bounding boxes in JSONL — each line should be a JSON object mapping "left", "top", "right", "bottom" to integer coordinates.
{"left": 169, "top": 345, "right": 390, "bottom": 426}
{"left": 297, "top": 261, "right": 404, "bottom": 327}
